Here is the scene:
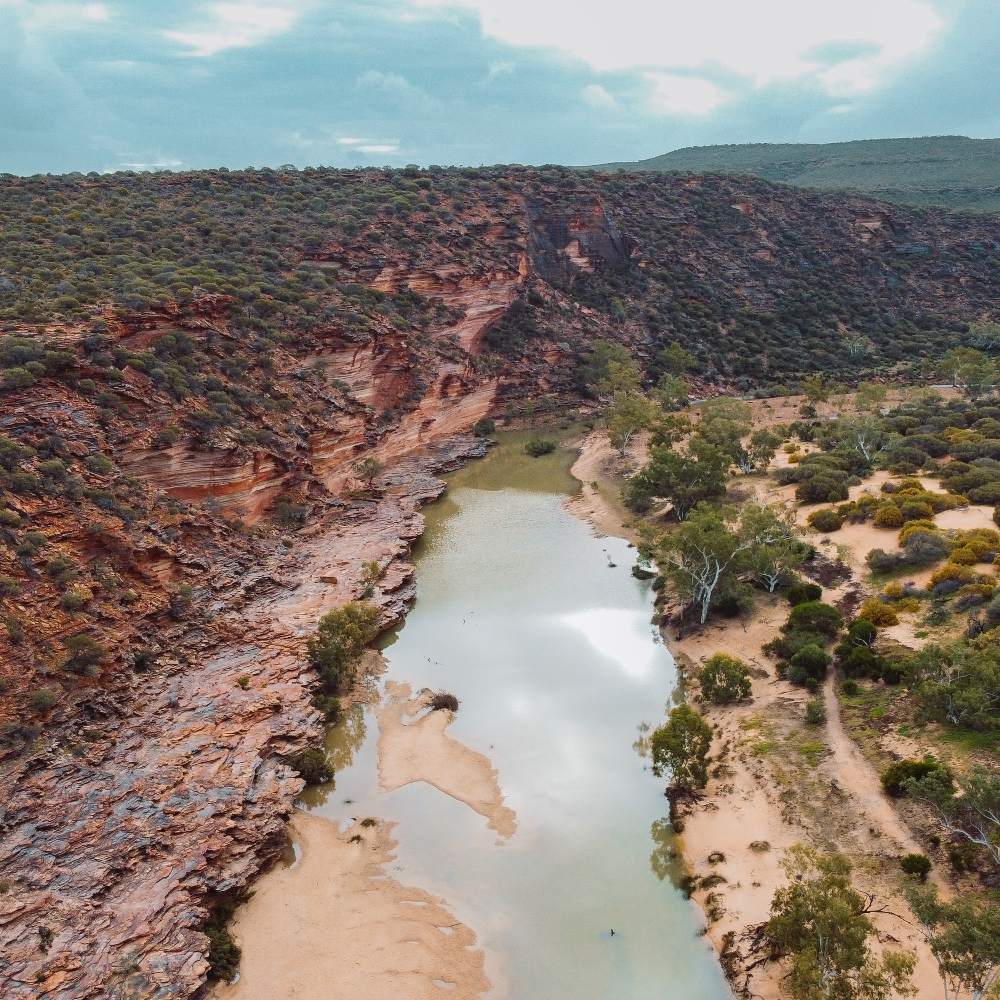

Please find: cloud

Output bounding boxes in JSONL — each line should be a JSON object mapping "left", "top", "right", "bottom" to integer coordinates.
{"left": 410, "top": 0, "right": 944, "bottom": 94}
{"left": 581, "top": 83, "right": 617, "bottom": 111}
{"left": 485, "top": 59, "right": 515, "bottom": 81}
{"left": 164, "top": 2, "right": 301, "bottom": 57}
{"left": 3, "top": 1, "right": 111, "bottom": 31}
{"left": 336, "top": 136, "right": 366, "bottom": 146}
{"left": 357, "top": 143, "right": 400, "bottom": 154}
{"left": 644, "top": 72, "right": 730, "bottom": 116}
{"left": 355, "top": 69, "right": 439, "bottom": 112}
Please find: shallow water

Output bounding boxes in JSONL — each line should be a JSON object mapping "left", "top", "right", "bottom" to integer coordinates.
{"left": 302, "top": 435, "right": 729, "bottom": 999}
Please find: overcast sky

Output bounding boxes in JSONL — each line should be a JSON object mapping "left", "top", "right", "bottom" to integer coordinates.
{"left": 2, "top": 0, "right": 998, "bottom": 175}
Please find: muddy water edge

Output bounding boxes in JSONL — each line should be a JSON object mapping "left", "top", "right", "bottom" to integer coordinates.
{"left": 216, "top": 430, "right": 730, "bottom": 1000}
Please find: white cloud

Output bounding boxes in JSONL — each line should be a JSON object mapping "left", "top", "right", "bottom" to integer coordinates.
{"left": 358, "top": 143, "right": 401, "bottom": 154}
{"left": 164, "top": 2, "right": 301, "bottom": 58}
{"left": 5, "top": 1, "right": 111, "bottom": 30}
{"left": 336, "top": 136, "right": 366, "bottom": 146}
{"left": 581, "top": 83, "right": 618, "bottom": 111}
{"left": 644, "top": 72, "right": 729, "bottom": 116}
{"left": 410, "top": 0, "right": 944, "bottom": 99}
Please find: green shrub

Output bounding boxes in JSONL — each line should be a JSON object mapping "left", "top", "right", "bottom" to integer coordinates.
{"left": 788, "top": 644, "right": 832, "bottom": 685}
{"left": 698, "top": 653, "right": 752, "bottom": 704}
{"left": 307, "top": 601, "right": 381, "bottom": 694}
{"left": 899, "top": 853, "right": 932, "bottom": 881}
{"left": 28, "top": 687, "right": 58, "bottom": 713}
{"left": 880, "top": 756, "right": 950, "bottom": 798}
{"left": 786, "top": 581, "right": 822, "bottom": 606}
{"left": 472, "top": 417, "right": 495, "bottom": 437}
{"left": 807, "top": 508, "right": 843, "bottom": 533}
{"left": 524, "top": 437, "right": 556, "bottom": 457}
{"left": 841, "top": 679, "right": 860, "bottom": 696}
{"left": 786, "top": 601, "right": 843, "bottom": 639}
{"left": 289, "top": 747, "right": 332, "bottom": 785}
{"left": 805, "top": 699, "right": 827, "bottom": 725}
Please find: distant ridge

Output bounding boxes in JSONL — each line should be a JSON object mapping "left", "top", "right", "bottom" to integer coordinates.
{"left": 587, "top": 135, "right": 1000, "bottom": 213}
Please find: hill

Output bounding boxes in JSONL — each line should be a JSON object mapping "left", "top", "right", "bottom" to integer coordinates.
{"left": 2, "top": 164, "right": 1000, "bottom": 996}
{"left": 589, "top": 135, "right": 1000, "bottom": 212}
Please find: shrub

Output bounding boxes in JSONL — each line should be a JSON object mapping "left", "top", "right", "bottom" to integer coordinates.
{"left": 307, "top": 601, "right": 381, "bottom": 693}
{"left": 788, "top": 644, "right": 832, "bottom": 685}
{"left": 0, "top": 575, "right": 21, "bottom": 597}
{"left": 786, "top": 581, "right": 822, "bottom": 606}
{"left": 841, "top": 679, "right": 860, "bottom": 696}
{"left": 28, "top": 687, "right": 58, "bottom": 713}
{"left": 796, "top": 475, "right": 849, "bottom": 504}
{"left": 881, "top": 756, "right": 950, "bottom": 798}
{"left": 867, "top": 548, "right": 904, "bottom": 574}
{"left": 699, "top": 653, "right": 752, "bottom": 704}
{"left": 857, "top": 599, "right": 899, "bottom": 626}
{"left": 807, "top": 508, "right": 843, "bottom": 533}
{"left": 524, "top": 437, "right": 556, "bottom": 457}
{"left": 289, "top": 747, "right": 332, "bottom": 785}
{"left": 899, "top": 500, "right": 935, "bottom": 522}
{"left": 805, "top": 699, "right": 827, "bottom": 725}
{"left": 928, "top": 562, "right": 977, "bottom": 588}
{"left": 902, "top": 530, "right": 951, "bottom": 566}
{"left": 472, "top": 417, "right": 495, "bottom": 437}
{"left": 786, "top": 601, "right": 843, "bottom": 639}
{"left": 429, "top": 691, "right": 459, "bottom": 712}
{"left": 899, "top": 853, "right": 932, "bottom": 881}
{"left": 873, "top": 505, "right": 904, "bottom": 528}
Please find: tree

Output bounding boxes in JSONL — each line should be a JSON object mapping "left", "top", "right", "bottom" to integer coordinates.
{"left": 741, "top": 503, "right": 806, "bottom": 592}
{"left": 855, "top": 382, "right": 888, "bottom": 413}
{"left": 307, "top": 601, "right": 381, "bottom": 693}
{"left": 654, "top": 373, "right": 689, "bottom": 411}
{"left": 766, "top": 846, "right": 915, "bottom": 1000}
{"left": 656, "top": 341, "right": 697, "bottom": 377}
{"left": 626, "top": 439, "right": 729, "bottom": 519}
{"left": 822, "top": 415, "right": 888, "bottom": 465}
{"left": 651, "top": 704, "right": 712, "bottom": 790}
{"left": 655, "top": 503, "right": 789, "bottom": 623}
{"left": 699, "top": 653, "right": 752, "bottom": 704}
{"left": 606, "top": 390, "right": 660, "bottom": 456}
{"left": 580, "top": 340, "right": 639, "bottom": 397}
{"left": 908, "top": 885, "right": 1000, "bottom": 1000}
{"left": 905, "top": 641, "right": 1000, "bottom": 732}
{"left": 801, "top": 375, "right": 830, "bottom": 406}
{"left": 743, "top": 427, "right": 784, "bottom": 473}
{"left": 353, "top": 456, "right": 382, "bottom": 489}
{"left": 694, "top": 397, "right": 753, "bottom": 464}
{"left": 904, "top": 766, "right": 999, "bottom": 868}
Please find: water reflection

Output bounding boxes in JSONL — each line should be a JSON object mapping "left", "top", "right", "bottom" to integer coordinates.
{"left": 298, "top": 434, "right": 727, "bottom": 999}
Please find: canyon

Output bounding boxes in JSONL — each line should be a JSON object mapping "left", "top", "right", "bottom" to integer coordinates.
{"left": 2, "top": 167, "right": 1000, "bottom": 997}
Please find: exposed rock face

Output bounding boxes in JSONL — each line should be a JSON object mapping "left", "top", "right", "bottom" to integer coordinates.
{"left": 0, "top": 437, "right": 484, "bottom": 999}
{"left": 527, "top": 196, "right": 635, "bottom": 287}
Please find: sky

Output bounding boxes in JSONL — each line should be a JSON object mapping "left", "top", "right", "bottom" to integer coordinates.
{"left": 2, "top": 0, "right": 999, "bottom": 175}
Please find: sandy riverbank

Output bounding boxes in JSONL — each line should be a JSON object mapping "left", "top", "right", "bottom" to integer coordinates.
{"left": 213, "top": 811, "right": 489, "bottom": 1000}
{"left": 565, "top": 428, "right": 945, "bottom": 999}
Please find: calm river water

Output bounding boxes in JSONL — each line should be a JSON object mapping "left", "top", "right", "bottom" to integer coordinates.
{"left": 302, "top": 435, "right": 729, "bottom": 999}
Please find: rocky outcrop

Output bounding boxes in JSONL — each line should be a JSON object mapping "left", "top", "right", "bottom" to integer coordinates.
{"left": 0, "top": 436, "right": 485, "bottom": 999}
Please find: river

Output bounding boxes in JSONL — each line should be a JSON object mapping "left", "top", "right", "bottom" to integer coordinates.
{"left": 232, "top": 433, "right": 729, "bottom": 999}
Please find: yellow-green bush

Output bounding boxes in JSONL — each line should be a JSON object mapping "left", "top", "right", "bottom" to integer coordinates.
{"left": 858, "top": 598, "right": 899, "bottom": 626}
{"left": 874, "top": 505, "right": 904, "bottom": 529}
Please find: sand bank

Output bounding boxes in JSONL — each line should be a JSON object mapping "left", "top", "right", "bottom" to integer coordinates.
{"left": 376, "top": 680, "right": 517, "bottom": 840}
{"left": 213, "top": 810, "right": 489, "bottom": 1000}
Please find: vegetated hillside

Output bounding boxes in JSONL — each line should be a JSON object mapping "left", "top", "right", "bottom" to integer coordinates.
{"left": 590, "top": 135, "right": 1000, "bottom": 213}
{"left": 1, "top": 164, "right": 1000, "bottom": 996}
{"left": 2, "top": 164, "right": 1000, "bottom": 724}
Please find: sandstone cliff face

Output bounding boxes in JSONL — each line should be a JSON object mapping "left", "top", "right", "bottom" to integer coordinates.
{"left": 2, "top": 167, "right": 1000, "bottom": 998}
{"left": 0, "top": 437, "right": 484, "bottom": 999}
